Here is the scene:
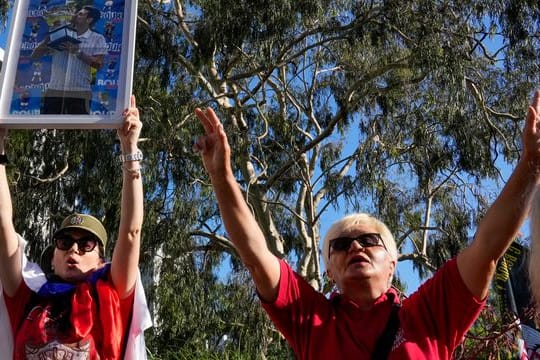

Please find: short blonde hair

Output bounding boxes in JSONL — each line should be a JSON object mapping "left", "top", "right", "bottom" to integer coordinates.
{"left": 321, "top": 213, "right": 398, "bottom": 271}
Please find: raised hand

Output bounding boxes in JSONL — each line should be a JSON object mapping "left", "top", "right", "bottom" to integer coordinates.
{"left": 522, "top": 90, "right": 540, "bottom": 169}
{"left": 118, "top": 95, "right": 141, "bottom": 153}
{"left": 114, "top": 95, "right": 143, "bottom": 298}
{"left": 194, "top": 107, "right": 232, "bottom": 182}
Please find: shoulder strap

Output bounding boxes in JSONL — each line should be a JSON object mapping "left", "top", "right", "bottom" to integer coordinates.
{"left": 371, "top": 303, "right": 401, "bottom": 360}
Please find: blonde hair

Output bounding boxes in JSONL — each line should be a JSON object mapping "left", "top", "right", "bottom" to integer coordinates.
{"left": 321, "top": 213, "right": 398, "bottom": 271}
{"left": 529, "top": 189, "right": 540, "bottom": 306}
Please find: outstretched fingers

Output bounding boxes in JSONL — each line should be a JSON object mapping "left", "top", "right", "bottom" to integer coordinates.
{"left": 194, "top": 107, "right": 229, "bottom": 153}
{"left": 527, "top": 91, "right": 540, "bottom": 134}
{"left": 118, "top": 95, "right": 141, "bottom": 139}
{"left": 206, "top": 108, "right": 228, "bottom": 145}
{"left": 195, "top": 107, "right": 222, "bottom": 134}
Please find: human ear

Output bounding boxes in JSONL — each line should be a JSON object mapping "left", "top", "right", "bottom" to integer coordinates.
{"left": 387, "top": 260, "right": 396, "bottom": 285}
{"left": 389, "top": 260, "right": 396, "bottom": 273}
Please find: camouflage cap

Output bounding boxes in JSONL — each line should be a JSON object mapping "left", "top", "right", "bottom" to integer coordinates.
{"left": 53, "top": 213, "right": 108, "bottom": 249}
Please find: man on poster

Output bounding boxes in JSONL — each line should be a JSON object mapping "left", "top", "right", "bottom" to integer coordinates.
{"left": 32, "top": 5, "right": 107, "bottom": 114}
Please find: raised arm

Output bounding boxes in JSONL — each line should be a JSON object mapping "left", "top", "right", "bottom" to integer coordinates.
{"left": 457, "top": 90, "right": 540, "bottom": 299}
{"left": 0, "top": 129, "right": 22, "bottom": 297}
{"left": 194, "top": 108, "right": 280, "bottom": 302}
{"left": 111, "top": 95, "right": 143, "bottom": 299}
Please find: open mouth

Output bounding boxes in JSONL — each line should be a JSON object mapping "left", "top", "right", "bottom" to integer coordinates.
{"left": 348, "top": 255, "right": 369, "bottom": 266}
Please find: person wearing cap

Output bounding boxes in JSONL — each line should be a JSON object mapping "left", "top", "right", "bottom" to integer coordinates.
{"left": 40, "top": 213, "right": 109, "bottom": 276}
{"left": 0, "top": 95, "right": 150, "bottom": 358}
{"left": 193, "top": 90, "right": 540, "bottom": 359}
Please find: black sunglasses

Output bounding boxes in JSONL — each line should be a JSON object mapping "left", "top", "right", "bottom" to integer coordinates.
{"left": 54, "top": 234, "right": 99, "bottom": 253}
{"left": 329, "top": 233, "right": 386, "bottom": 254}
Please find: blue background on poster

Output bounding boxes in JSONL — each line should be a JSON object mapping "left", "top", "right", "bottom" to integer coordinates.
{"left": 9, "top": 0, "right": 124, "bottom": 115}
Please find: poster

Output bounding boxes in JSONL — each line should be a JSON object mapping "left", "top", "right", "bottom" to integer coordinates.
{"left": 0, "top": 0, "right": 137, "bottom": 128}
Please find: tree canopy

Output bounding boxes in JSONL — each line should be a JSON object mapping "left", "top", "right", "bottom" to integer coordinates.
{"left": 1, "top": 0, "right": 540, "bottom": 358}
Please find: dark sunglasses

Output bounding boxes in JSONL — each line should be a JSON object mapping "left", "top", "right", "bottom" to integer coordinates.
{"left": 54, "top": 234, "right": 99, "bottom": 253}
{"left": 329, "top": 233, "right": 386, "bottom": 254}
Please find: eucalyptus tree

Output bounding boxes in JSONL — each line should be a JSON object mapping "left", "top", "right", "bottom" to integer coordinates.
{"left": 135, "top": 0, "right": 539, "bottom": 285}
{"left": 2, "top": 0, "right": 540, "bottom": 357}
{"left": 130, "top": 0, "right": 540, "bottom": 357}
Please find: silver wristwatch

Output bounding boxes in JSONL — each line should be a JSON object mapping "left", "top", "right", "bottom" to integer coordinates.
{"left": 119, "top": 150, "right": 143, "bottom": 162}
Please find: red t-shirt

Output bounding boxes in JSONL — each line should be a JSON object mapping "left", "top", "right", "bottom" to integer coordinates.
{"left": 4, "top": 272, "right": 134, "bottom": 359}
{"left": 262, "top": 257, "right": 485, "bottom": 359}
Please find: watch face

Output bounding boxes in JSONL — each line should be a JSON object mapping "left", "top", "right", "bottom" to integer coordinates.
{"left": 0, "top": 154, "right": 8, "bottom": 165}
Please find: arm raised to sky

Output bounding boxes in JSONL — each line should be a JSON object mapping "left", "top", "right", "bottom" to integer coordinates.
{"left": 457, "top": 90, "right": 540, "bottom": 300}
{"left": 194, "top": 107, "right": 281, "bottom": 302}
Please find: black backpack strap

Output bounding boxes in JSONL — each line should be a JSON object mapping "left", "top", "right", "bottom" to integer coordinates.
{"left": 371, "top": 303, "right": 401, "bottom": 360}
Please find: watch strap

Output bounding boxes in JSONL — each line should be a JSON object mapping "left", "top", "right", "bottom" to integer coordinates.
{"left": 119, "top": 150, "right": 143, "bottom": 162}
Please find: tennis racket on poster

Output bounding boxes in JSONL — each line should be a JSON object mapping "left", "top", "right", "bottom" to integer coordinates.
{"left": 0, "top": 0, "right": 137, "bottom": 128}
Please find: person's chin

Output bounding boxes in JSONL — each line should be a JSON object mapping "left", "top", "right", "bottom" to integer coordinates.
{"left": 60, "top": 273, "right": 85, "bottom": 283}
{"left": 60, "top": 267, "right": 87, "bottom": 282}
{"left": 344, "top": 264, "right": 373, "bottom": 279}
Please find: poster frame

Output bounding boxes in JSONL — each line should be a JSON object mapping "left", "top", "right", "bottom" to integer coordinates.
{"left": 0, "top": 0, "right": 137, "bottom": 128}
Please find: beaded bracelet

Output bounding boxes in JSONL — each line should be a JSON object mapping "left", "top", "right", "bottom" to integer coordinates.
{"left": 122, "top": 165, "right": 142, "bottom": 179}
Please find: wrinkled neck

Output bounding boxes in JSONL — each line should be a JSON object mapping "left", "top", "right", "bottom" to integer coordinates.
{"left": 339, "top": 280, "right": 389, "bottom": 311}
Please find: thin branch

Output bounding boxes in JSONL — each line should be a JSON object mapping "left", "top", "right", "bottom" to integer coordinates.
{"left": 397, "top": 252, "right": 437, "bottom": 272}
{"left": 190, "top": 230, "right": 237, "bottom": 255}
{"left": 27, "top": 161, "right": 69, "bottom": 183}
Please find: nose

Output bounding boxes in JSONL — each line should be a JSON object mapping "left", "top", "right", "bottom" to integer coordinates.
{"left": 348, "top": 239, "right": 364, "bottom": 252}
{"left": 66, "top": 241, "right": 82, "bottom": 254}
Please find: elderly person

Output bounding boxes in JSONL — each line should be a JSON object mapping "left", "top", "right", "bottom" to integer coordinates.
{"left": 194, "top": 90, "right": 540, "bottom": 359}
{"left": 0, "top": 96, "right": 150, "bottom": 358}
